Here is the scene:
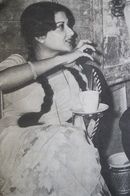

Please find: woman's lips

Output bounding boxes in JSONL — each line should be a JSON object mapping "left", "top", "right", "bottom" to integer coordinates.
{"left": 65, "top": 39, "right": 73, "bottom": 46}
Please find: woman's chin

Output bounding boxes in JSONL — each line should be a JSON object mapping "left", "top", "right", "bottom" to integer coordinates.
{"left": 63, "top": 46, "right": 73, "bottom": 52}
{"left": 67, "top": 45, "right": 73, "bottom": 51}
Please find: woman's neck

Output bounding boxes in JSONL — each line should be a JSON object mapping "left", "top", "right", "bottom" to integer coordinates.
{"left": 35, "top": 44, "right": 59, "bottom": 60}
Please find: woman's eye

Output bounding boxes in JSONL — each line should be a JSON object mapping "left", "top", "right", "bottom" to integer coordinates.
{"left": 57, "top": 23, "right": 64, "bottom": 30}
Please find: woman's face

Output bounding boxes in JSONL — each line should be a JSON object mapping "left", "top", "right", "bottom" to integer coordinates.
{"left": 43, "top": 11, "right": 74, "bottom": 53}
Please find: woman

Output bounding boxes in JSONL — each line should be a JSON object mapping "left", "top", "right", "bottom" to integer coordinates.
{"left": 0, "top": 2, "right": 111, "bottom": 195}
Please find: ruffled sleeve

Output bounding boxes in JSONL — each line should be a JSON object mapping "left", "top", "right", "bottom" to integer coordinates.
{"left": 0, "top": 54, "right": 26, "bottom": 71}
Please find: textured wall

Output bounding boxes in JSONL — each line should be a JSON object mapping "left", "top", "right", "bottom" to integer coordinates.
{"left": 103, "top": 0, "right": 130, "bottom": 66}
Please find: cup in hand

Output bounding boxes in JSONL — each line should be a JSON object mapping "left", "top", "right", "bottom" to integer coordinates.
{"left": 79, "top": 90, "right": 99, "bottom": 113}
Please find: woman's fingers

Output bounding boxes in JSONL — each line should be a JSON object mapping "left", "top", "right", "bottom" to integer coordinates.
{"left": 82, "top": 53, "right": 94, "bottom": 61}
{"left": 62, "top": 41, "right": 95, "bottom": 66}
{"left": 76, "top": 39, "right": 92, "bottom": 48}
{"left": 76, "top": 44, "right": 95, "bottom": 61}
{"left": 63, "top": 40, "right": 98, "bottom": 67}
{"left": 77, "top": 44, "right": 96, "bottom": 52}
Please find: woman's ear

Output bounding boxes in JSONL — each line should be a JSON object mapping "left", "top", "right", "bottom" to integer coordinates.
{"left": 35, "top": 36, "right": 46, "bottom": 43}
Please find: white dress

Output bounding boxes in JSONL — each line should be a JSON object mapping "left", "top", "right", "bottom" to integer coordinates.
{"left": 0, "top": 54, "right": 111, "bottom": 196}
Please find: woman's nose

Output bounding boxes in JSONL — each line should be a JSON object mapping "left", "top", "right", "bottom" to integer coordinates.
{"left": 66, "top": 26, "right": 74, "bottom": 37}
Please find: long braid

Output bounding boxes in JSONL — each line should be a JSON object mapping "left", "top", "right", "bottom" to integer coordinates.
{"left": 38, "top": 75, "right": 54, "bottom": 113}
{"left": 66, "top": 67, "right": 87, "bottom": 91}
{"left": 18, "top": 75, "right": 54, "bottom": 127}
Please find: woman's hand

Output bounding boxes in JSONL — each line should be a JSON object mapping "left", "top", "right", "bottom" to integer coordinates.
{"left": 63, "top": 39, "right": 96, "bottom": 66}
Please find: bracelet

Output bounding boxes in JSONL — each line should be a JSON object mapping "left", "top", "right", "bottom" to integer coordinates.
{"left": 28, "top": 61, "right": 38, "bottom": 80}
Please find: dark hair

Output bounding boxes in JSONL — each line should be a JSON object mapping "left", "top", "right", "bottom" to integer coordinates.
{"left": 20, "top": 1, "right": 75, "bottom": 59}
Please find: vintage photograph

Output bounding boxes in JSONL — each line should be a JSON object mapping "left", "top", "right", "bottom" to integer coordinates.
{"left": 0, "top": 0, "right": 130, "bottom": 195}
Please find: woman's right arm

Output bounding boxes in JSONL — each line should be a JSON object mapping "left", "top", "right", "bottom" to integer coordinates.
{"left": 0, "top": 40, "right": 95, "bottom": 91}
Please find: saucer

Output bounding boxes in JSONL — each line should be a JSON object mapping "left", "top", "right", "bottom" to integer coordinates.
{"left": 71, "top": 103, "right": 109, "bottom": 115}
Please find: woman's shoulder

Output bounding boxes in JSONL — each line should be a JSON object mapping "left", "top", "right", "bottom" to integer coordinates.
{"left": 0, "top": 54, "right": 26, "bottom": 71}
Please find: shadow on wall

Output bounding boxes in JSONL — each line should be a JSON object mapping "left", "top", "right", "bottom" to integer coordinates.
{"left": 0, "top": 0, "right": 10, "bottom": 10}
{"left": 0, "top": 0, "right": 27, "bottom": 61}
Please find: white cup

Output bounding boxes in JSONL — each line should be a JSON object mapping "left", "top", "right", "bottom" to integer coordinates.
{"left": 79, "top": 90, "right": 99, "bottom": 113}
